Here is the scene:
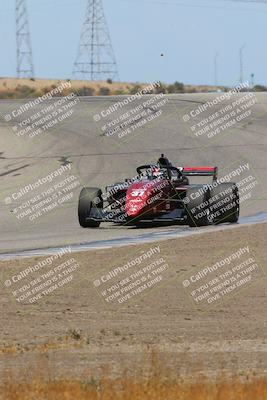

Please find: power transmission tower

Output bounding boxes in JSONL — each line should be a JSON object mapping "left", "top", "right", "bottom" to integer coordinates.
{"left": 73, "top": 0, "right": 119, "bottom": 81}
{"left": 16, "top": 0, "right": 34, "bottom": 78}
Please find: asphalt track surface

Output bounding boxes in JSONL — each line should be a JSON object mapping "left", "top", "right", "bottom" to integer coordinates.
{"left": 0, "top": 92, "right": 266, "bottom": 254}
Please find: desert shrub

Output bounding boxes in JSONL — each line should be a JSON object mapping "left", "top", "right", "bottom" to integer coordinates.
{"left": 167, "top": 81, "right": 185, "bottom": 93}
{"left": 0, "top": 90, "right": 16, "bottom": 99}
{"left": 15, "top": 85, "right": 36, "bottom": 97}
{"left": 186, "top": 87, "right": 197, "bottom": 93}
{"left": 67, "top": 329, "right": 82, "bottom": 341}
{"left": 253, "top": 84, "right": 267, "bottom": 92}
{"left": 99, "top": 87, "right": 110, "bottom": 95}
{"left": 129, "top": 84, "right": 141, "bottom": 94}
{"left": 76, "top": 86, "right": 95, "bottom": 96}
{"left": 41, "top": 86, "right": 53, "bottom": 94}
{"left": 154, "top": 82, "right": 167, "bottom": 94}
{"left": 115, "top": 89, "right": 127, "bottom": 95}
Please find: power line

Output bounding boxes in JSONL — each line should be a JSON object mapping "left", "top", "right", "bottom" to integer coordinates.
{"left": 224, "top": 0, "right": 267, "bottom": 3}
{"left": 120, "top": 0, "right": 267, "bottom": 8}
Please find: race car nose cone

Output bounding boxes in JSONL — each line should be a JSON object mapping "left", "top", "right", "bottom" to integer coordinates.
{"left": 126, "top": 183, "right": 151, "bottom": 217}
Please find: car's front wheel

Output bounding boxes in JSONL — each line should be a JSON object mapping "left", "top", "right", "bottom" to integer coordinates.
{"left": 78, "top": 187, "right": 103, "bottom": 228}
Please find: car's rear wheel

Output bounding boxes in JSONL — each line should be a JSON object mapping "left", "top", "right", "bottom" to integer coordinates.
{"left": 209, "top": 183, "right": 239, "bottom": 224}
{"left": 185, "top": 186, "right": 211, "bottom": 227}
{"left": 78, "top": 187, "right": 103, "bottom": 228}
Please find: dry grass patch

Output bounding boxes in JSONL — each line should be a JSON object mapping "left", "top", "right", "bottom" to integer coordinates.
{"left": 1, "top": 373, "right": 267, "bottom": 400}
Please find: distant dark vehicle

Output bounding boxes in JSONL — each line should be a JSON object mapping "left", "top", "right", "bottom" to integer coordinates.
{"left": 78, "top": 155, "right": 239, "bottom": 228}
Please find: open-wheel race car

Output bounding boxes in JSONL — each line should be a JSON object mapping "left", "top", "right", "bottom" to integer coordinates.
{"left": 78, "top": 155, "right": 240, "bottom": 228}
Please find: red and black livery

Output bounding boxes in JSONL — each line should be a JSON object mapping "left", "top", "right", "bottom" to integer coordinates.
{"left": 78, "top": 155, "right": 239, "bottom": 228}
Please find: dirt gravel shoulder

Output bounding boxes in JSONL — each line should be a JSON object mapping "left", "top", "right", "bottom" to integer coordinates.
{"left": 0, "top": 223, "right": 267, "bottom": 380}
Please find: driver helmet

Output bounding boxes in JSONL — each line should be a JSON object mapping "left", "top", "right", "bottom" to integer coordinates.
{"left": 158, "top": 154, "right": 172, "bottom": 168}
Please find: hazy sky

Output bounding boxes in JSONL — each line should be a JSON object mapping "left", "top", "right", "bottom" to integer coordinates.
{"left": 1, "top": 0, "right": 267, "bottom": 86}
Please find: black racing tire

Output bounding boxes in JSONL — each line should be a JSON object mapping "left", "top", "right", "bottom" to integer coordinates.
{"left": 78, "top": 187, "right": 103, "bottom": 228}
{"left": 185, "top": 186, "right": 211, "bottom": 227}
{"left": 209, "top": 182, "right": 239, "bottom": 224}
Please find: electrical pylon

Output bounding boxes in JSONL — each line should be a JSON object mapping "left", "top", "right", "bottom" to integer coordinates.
{"left": 73, "top": 0, "right": 119, "bottom": 81}
{"left": 16, "top": 0, "right": 34, "bottom": 78}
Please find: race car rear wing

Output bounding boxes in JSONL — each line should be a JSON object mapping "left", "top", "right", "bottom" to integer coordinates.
{"left": 182, "top": 166, "right": 218, "bottom": 181}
